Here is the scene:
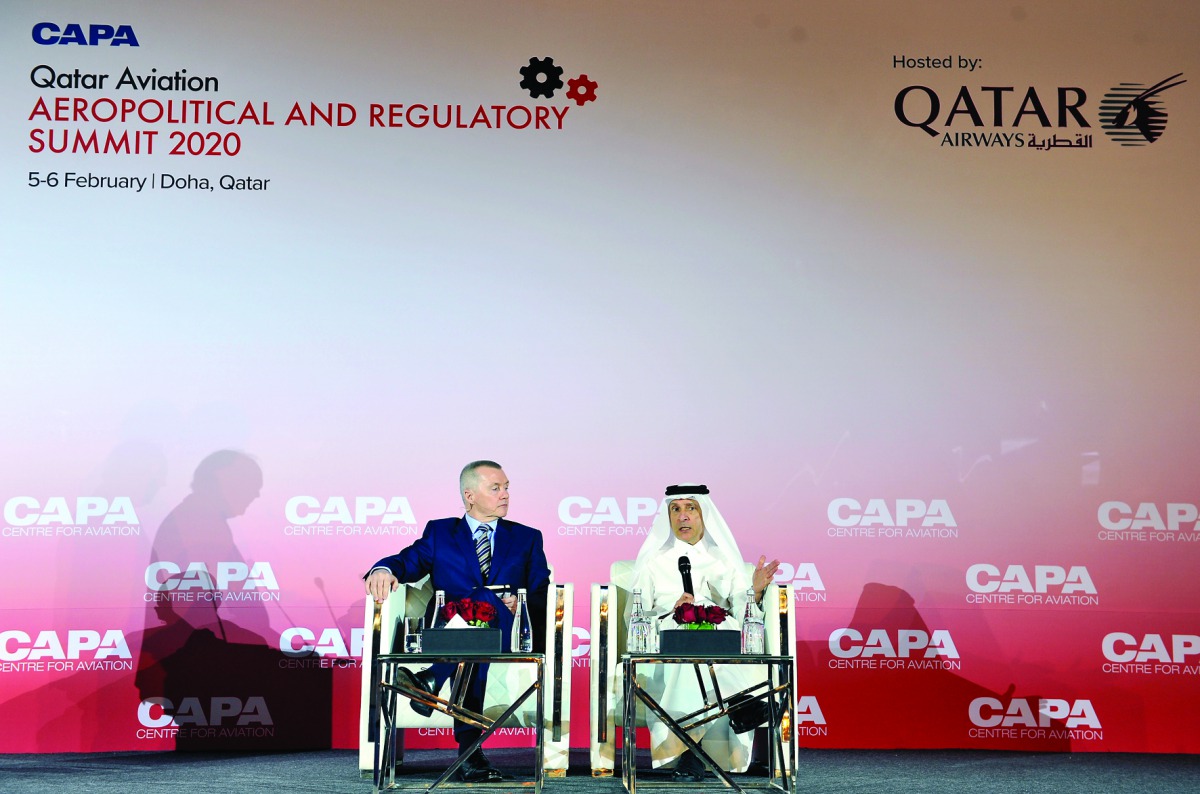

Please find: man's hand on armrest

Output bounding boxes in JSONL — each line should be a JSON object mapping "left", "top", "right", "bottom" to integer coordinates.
{"left": 365, "top": 568, "right": 399, "bottom": 604}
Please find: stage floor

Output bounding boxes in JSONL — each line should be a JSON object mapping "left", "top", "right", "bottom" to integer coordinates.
{"left": 1, "top": 747, "right": 1197, "bottom": 793}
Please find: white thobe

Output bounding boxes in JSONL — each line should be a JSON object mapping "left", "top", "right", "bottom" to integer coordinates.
{"left": 629, "top": 537, "right": 761, "bottom": 771}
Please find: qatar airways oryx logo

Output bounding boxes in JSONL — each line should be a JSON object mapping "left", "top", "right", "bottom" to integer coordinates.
{"left": 144, "top": 561, "right": 280, "bottom": 604}
{"left": 1099, "top": 74, "right": 1187, "bottom": 147}
{"left": 828, "top": 628, "right": 960, "bottom": 671}
{"left": 1097, "top": 502, "right": 1200, "bottom": 543}
{"left": 0, "top": 629, "right": 131, "bottom": 673}
{"left": 1102, "top": 633, "right": 1200, "bottom": 676}
{"left": 968, "top": 697, "right": 1102, "bottom": 742}
{"left": 3, "top": 496, "right": 140, "bottom": 538}
{"left": 557, "top": 496, "right": 657, "bottom": 537}
{"left": 965, "top": 564, "right": 1098, "bottom": 607}
{"left": 279, "top": 627, "right": 365, "bottom": 668}
{"left": 774, "top": 562, "right": 827, "bottom": 603}
{"left": 827, "top": 498, "right": 957, "bottom": 539}
{"left": 137, "top": 697, "right": 274, "bottom": 740}
{"left": 283, "top": 496, "right": 417, "bottom": 538}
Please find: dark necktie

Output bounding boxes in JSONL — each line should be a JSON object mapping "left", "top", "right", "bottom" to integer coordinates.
{"left": 475, "top": 526, "right": 491, "bottom": 580}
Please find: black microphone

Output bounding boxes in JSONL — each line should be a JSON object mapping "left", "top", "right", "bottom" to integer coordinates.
{"left": 678, "top": 556, "right": 694, "bottom": 595}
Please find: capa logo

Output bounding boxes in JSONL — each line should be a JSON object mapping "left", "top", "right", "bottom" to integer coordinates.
{"left": 0, "top": 629, "right": 130, "bottom": 661}
{"left": 4, "top": 496, "right": 138, "bottom": 526}
{"left": 1098, "top": 502, "right": 1199, "bottom": 531}
{"left": 558, "top": 497, "right": 658, "bottom": 525}
{"left": 829, "top": 628, "right": 958, "bottom": 659}
{"left": 1103, "top": 633, "right": 1200, "bottom": 664}
{"left": 285, "top": 496, "right": 415, "bottom": 525}
{"left": 138, "top": 697, "right": 272, "bottom": 727}
{"left": 828, "top": 498, "right": 955, "bottom": 527}
{"left": 774, "top": 562, "right": 825, "bottom": 591}
{"left": 969, "top": 697, "right": 1100, "bottom": 729}
{"left": 572, "top": 626, "right": 590, "bottom": 658}
{"left": 795, "top": 695, "right": 826, "bottom": 725}
{"left": 280, "top": 627, "right": 365, "bottom": 658}
{"left": 32, "top": 23, "right": 139, "bottom": 46}
{"left": 966, "top": 564, "right": 1096, "bottom": 594}
{"left": 145, "top": 561, "right": 279, "bottom": 591}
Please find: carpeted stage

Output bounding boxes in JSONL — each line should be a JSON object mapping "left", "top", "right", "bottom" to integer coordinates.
{"left": 1, "top": 748, "right": 1197, "bottom": 793}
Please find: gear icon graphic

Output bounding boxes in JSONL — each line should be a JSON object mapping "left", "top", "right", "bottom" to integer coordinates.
{"left": 566, "top": 74, "right": 599, "bottom": 106}
{"left": 519, "top": 56, "right": 565, "bottom": 99}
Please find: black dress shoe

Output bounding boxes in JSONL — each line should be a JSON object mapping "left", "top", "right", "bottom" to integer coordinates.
{"left": 456, "top": 749, "right": 503, "bottom": 783}
{"left": 396, "top": 667, "right": 438, "bottom": 717}
{"left": 671, "top": 749, "right": 708, "bottom": 783}
{"left": 727, "top": 692, "right": 781, "bottom": 734}
{"left": 744, "top": 761, "right": 770, "bottom": 776}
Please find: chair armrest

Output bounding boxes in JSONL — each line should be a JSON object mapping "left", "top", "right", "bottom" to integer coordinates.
{"left": 762, "top": 581, "right": 797, "bottom": 718}
{"left": 358, "top": 581, "right": 411, "bottom": 772}
{"left": 762, "top": 582, "right": 796, "bottom": 654}
{"left": 589, "top": 582, "right": 619, "bottom": 774}
{"left": 544, "top": 581, "right": 573, "bottom": 743}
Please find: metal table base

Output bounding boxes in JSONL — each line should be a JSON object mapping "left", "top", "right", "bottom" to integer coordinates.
{"left": 622, "top": 654, "right": 796, "bottom": 793}
{"left": 373, "top": 652, "right": 545, "bottom": 793}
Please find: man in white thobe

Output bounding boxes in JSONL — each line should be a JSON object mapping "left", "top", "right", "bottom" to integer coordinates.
{"left": 620, "top": 483, "right": 779, "bottom": 782}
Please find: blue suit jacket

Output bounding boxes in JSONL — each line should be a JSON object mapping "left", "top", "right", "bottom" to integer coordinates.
{"left": 369, "top": 516, "right": 551, "bottom": 645}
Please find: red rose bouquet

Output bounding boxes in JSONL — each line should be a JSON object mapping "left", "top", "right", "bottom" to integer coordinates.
{"left": 442, "top": 597, "right": 498, "bottom": 628}
{"left": 673, "top": 603, "right": 728, "bottom": 630}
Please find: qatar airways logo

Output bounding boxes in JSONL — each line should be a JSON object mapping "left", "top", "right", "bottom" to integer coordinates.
{"left": 0, "top": 629, "right": 131, "bottom": 673}
{"left": 3, "top": 496, "right": 140, "bottom": 538}
{"left": 827, "top": 498, "right": 958, "bottom": 539}
{"left": 557, "top": 496, "right": 657, "bottom": 537}
{"left": 968, "top": 697, "right": 1103, "bottom": 742}
{"left": 1097, "top": 502, "right": 1200, "bottom": 542}
{"left": 137, "top": 697, "right": 275, "bottom": 739}
{"left": 279, "top": 627, "right": 365, "bottom": 664}
{"left": 284, "top": 496, "right": 417, "bottom": 538}
{"left": 965, "top": 564, "right": 1098, "bottom": 607}
{"left": 1101, "top": 633, "right": 1200, "bottom": 676}
{"left": 33, "top": 23, "right": 139, "bottom": 46}
{"left": 828, "top": 628, "right": 960, "bottom": 671}
{"left": 774, "top": 562, "right": 827, "bottom": 602}
{"left": 894, "top": 73, "right": 1186, "bottom": 150}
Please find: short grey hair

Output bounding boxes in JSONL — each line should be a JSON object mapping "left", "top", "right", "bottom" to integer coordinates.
{"left": 459, "top": 460, "right": 503, "bottom": 505}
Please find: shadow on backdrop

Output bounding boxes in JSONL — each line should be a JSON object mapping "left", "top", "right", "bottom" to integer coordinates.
{"left": 799, "top": 582, "right": 1072, "bottom": 751}
{"left": 134, "top": 450, "right": 332, "bottom": 750}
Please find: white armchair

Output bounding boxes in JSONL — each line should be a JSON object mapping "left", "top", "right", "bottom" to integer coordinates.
{"left": 359, "top": 575, "right": 573, "bottom": 777}
{"left": 589, "top": 561, "right": 796, "bottom": 776}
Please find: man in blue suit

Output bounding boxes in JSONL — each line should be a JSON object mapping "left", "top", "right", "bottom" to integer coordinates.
{"left": 365, "top": 460, "right": 551, "bottom": 782}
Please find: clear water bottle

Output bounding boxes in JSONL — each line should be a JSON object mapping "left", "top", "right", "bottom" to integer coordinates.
{"left": 513, "top": 588, "right": 534, "bottom": 653}
{"left": 431, "top": 589, "right": 449, "bottom": 629}
{"left": 741, "top": 588, "right": 765, "bottom": 654}
{"left": 628, "top": 588, "right": 651, "bottom": 654}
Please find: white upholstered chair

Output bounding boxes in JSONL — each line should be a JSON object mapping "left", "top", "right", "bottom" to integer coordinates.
{"left": 359, "top": 574, "right": 573, "bottom": 777}
{"left": 589, "top": 560, "right": 796, "bottom": 776}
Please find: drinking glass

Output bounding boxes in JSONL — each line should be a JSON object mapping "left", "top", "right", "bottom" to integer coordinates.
{"left": 403, "top": 616, "right": 424, "bottom": 653}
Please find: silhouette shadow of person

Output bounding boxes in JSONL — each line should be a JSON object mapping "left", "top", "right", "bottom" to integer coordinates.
{"left": 135, "top": 450, "right": 331, "bottom": 750}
